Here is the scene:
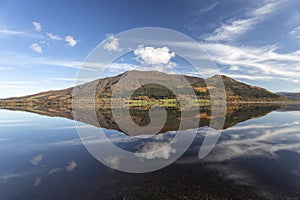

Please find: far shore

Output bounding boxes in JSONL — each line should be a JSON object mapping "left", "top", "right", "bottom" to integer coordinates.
{"left": 1, "top": 98, "right": 299, "bottom": 109}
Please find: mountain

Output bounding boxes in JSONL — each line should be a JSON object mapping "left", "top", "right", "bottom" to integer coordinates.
{"left": 209, "top": 75, "right": 286, "bottom": 101}
{"left": 0, "top": 70, "right": 288, "bottom": 105}
{"left": 276, "top": 92, "right": 300, "bottom": 100}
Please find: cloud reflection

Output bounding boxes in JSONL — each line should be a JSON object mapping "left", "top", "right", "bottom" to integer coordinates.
{"left": 47, "top": 168, "right": 63, "bottom": 175}
{"left": 30, "top": 154, "right": 43, "bottom": 165}
{"left": 66, "top": 161, "right": 78, "bottom": 172}
{"left": 134, "top": 141, "right": 176, "bottom": 160}
{"left": 32, "top": 176, "right": 42, "bottom": 187}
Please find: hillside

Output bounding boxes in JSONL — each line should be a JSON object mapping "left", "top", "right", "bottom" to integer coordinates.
{"left": 209, "top": 75, "right": 285, "bottom": 102}
{"left": 0, "top": 70, "right": 287, "bottom": 105}
{"left": 277, "top": 92, "right": 300, "bottom": 100}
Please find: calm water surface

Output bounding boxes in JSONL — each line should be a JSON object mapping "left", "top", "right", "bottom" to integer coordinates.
{"left": 0, "top": 105, "right": 300, "bottom": 199}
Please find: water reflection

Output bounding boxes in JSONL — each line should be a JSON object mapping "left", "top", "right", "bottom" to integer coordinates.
{"left": 0, "top": 103, "right": 286, "bottom": 134}
{"left": 0, "top": 104, "right": 299, "bottom": 199}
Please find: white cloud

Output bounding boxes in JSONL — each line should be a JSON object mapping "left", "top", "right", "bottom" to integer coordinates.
{"left": 0, "top": 52, "right": 104, "bottom": 71}
{"left": 229, "top": 65, "right": 239, "bottom": 71}
{"left": 66, "top": 160, "right": 78, "bottom": 172}
{"left": 220, "top": 74, "right": 277, "bottom": 81}
{"left": 47, "top": 32, "right": 62, "bottom": 40}
{"left": 198, "top": 42, "right": 300, "bottom": 82}
{"left": 205, "top": 18, "right": 253, "bottom": 42}
{"left": 65, "top": 35, "right": 77, "bottom": 47}
{"left": 133, "top": 45, "right": 176, "bottom": 66}
{"left": 199, "top": 1, "right": 219, "bottom": 14}
{"left": 0, "top": 27, "right": 43, "bottom": 39}
{"left": 290, "top": 26, "right": 300, "bottom": 40}
{"left": 29, "top": 43, "right": 43, "bottom": 53}
{"left": 32, "top": 21, "right": 42, "bottom": 32}
{"left": 159, "top": 39, "right": 300, "bottom": 85}
{"left": 103, "top": 35, "right": 122, "bottom": 52}
{"left": 30, "top": 154, "right": 43, "bottom": 165}
{"left": 204, "top": 1, "right": 285, "bottom": 42}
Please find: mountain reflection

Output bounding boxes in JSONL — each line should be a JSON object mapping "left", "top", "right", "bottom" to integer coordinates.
{"left": 0, "top": 103, "right": 294, "bottom": 135}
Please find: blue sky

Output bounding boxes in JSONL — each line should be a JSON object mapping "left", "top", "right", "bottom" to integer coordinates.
{"left": 0, "top": 0, "right": 300, "bottom": 98}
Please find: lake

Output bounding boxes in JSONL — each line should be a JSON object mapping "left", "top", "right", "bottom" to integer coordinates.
{"left": 0, "top": 104, "right": 300, "bottom": 199}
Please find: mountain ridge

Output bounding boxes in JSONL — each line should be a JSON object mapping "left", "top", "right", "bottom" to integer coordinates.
{"left": 0, "top": 70, "right": 289, "bottom": 104}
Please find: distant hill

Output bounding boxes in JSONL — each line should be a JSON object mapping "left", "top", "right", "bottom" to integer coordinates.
{"left": 209, "top": 75, "right": 285, "bottom": 102}
{"left": 0, "top": 70, "right": 288, "bottom": 105}
{"left": 276, "top": 92, "right": 300, "bottom": 100}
